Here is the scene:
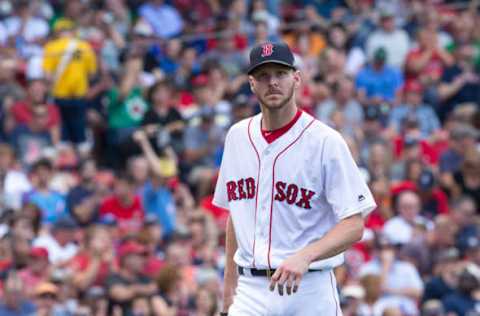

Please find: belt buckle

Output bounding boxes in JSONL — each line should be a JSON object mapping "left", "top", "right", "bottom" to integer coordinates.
{"left": 266, "top": 268, "right": 272, "bottom": 279}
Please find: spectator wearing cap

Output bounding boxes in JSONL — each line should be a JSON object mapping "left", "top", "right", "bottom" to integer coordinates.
{"left": 0, "top": 143, "right": 31, "bottom": 211}
{"left": 356, "top": 46, "right": 404, "bottom": 107}
{"left": 106, "top": 240, "right": 157, "bottom": 316}
{"left": 451, "top": 196, "right": 478, "bottom": 254}
{"left": 23, "top": 159, "right": 66, "bottom": 225}
{"left": 99, "top": 173, "right": 144, "bottom": 234}
{"left": 231, "top": 94, "right": 254, "bottom": 123}
{"left": 439, "top": 125, "right": 479, "bottom": 177}
{"left": 366, "top": 7, "right": 410, "bottom": 69}
{"left": 70, "top": 226, "right": 115, "bottom": 295}
{"left": 316, "top": 76, "right": 364, "bottom": 138}
{"left": 391, "top": 167, "right": 449, "bottom": 218}
{"left": 359, "top": 105, "right": 385, "bottom": 165}
{"left": 358, "top": 233, "right": 424, "bottom": 316}
{"left": 66, "top": 159, "right": 102, "bottom": 227}
{"left": 42, "top": 17, "right": 97, "bottom": 148}
{"left": 18, "top": 247, "right": 50, "bottom": 298}
{"left": 0, "top": 272, "right": 36, "bottom": 316}
{"left": 33, "top": 281, "right": 69, "bottom": 316}
{"left": 388, "top": 81, "right": 440, "bottom": 139}
{"left": 416, "top": 169, "right": 449, "bottom": 219}
{"left": 33, "top": 215, "right": 79, "bottom": 266}
{"left": 139, "top": 0, "right": 184, "bottom": 39}
{"left": 438, "top": 43, "right": 480, "bottom": 122}
{"left": 365, "top": 6, "right": 410, "bottom": 69}
{"left": 422, "top": 248, "right": 461, "bottom": 303}
{"left": 442, "top": 267, "right": 480, "bottom": 316}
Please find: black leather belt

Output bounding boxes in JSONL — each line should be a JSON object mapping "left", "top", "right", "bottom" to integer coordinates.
{"left": 238, "top": 266, "right": 322, "bottom": 277}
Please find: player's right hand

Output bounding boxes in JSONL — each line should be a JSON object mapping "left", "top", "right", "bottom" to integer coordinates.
{"left": 269, "top": 252, "right": 310, "bottom": 296}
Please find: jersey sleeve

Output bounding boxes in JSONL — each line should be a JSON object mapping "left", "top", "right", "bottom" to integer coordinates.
{"left": 322, "top": 132, "right": 376, "bottom": 219}
{"left": 212, "top": 129, "right": 232, "bottom": 210}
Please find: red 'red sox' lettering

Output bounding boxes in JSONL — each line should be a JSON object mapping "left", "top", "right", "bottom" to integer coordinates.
{"left": 227, "top": 178, "right": 315, "bottom": 209}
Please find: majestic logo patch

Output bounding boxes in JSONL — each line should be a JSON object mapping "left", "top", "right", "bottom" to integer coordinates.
{"left": 358, "top": 195, "right": 365, "bottom": 202}
{"left": 261, "top": 43, "right": 274, "bottom": 57}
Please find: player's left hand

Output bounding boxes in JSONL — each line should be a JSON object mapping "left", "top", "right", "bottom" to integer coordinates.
{"left": 269, "top": 252, "right": 310, "bottom": 296}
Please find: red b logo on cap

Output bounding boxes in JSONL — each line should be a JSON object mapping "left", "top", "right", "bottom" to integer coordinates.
{"left": 261, "top": 43, "right": 274, "bottom": 57}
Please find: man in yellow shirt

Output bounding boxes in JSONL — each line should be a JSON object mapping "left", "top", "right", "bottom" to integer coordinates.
{"left": 43, "top": 20, "right": 97, "bottom": 147}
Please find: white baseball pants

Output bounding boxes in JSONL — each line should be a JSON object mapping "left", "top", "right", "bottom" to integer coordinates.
{"left": 228, "top": 269, "right": 343, "bottom": 316}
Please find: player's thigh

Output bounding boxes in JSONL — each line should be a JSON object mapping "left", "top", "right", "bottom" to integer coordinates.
{"left": 228, "top": 276, "right": 269, "bottom": 316}
{"left": 292, "top": 270, "right": 342, "bottom": 316}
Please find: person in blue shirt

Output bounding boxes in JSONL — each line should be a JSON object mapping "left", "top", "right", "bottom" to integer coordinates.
{"left": 23, "top": 159, "right": 66, "bottom": 225}
{"left": 356, "top": 47, "right": 404, "bottom": 106}
{"left": 388, "top": 81, "right": 440, "bottom": 138}
{"left": 133, "top": 128, "right": 177, "bottom": 237}
{"left": 442, "top": 269, "right": 480, "bottom": 316}
{"left": 139, "top": 0, "right": 184, "bottom": 39}
{"left": 142, "top": 179, "right": 176, "bottom": 237}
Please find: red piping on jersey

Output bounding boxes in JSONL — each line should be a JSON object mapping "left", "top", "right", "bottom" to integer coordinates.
{"left": 267, "top": 118, "right": 315, "bottom": 270}
{"left": 247, "top": 118, "right": 261, "bottom": 268}
{"left": 329, "top": 271, "right": 339, "bottom": 316}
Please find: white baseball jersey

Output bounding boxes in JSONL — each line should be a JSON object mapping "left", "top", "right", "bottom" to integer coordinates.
{"left": 213, "top": 111, "right": 376, "bottom": 270}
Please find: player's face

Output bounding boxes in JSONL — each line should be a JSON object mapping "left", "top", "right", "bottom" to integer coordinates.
{"left": 249, "top": 64, "right": 300, "bottom": 111}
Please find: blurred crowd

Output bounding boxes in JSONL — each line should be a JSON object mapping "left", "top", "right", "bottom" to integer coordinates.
{"left": 0, "top": 0, "right": 479, "bottom": 315}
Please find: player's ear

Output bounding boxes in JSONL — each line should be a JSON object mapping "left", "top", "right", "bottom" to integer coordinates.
{"left": 248, "top": 75, "right": 256, "bottom": 93}
{"left": 293, "top": 70, "right": 301, "bottom": 88}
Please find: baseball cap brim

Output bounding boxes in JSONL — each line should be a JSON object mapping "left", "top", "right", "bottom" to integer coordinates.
{"left": 247, "top": 60, "right": 296, "bottom": 75}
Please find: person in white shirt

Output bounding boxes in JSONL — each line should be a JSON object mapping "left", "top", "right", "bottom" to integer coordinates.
{"left": 358, "top": 234, "right": 424, "bottom": 316}
{"left": 366, "top": 8, "right": 410, "bottom": 69}
{"left": 383, "top": 190, "right": 431, "bottom": 245}
{"left": 33, "top": 215, "right": 78, "bottom": 266}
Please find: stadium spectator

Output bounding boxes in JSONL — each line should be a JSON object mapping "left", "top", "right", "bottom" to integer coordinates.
{"left": 23, "top": 159, "right": 66, "bottom": 225}
{"left": 356, "top": 47, "right": 404, "bottom": 106}
{"left": 42, "top": 20, "right": 97, "bottom": 148}
{"left": 106, "top": 240, "right": 157, "bottom": 315}
{"left": 365, "top": 7, "right": 410, "bottom": 69}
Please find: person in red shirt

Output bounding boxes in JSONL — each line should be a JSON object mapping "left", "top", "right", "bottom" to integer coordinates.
{"left": 99, "top": 174, "right": 144, "bottom": 233}
{"left": 18, "top": 247, "right": 51, "bottom": 298}
{"left": 70, "top": 226, "right": 116, "bottom": 293}
{"left": 9, "top": 78, "right": 61, "bottom": 144}
{"left": 405, "top": 29, "right": 453, "bottom": 87}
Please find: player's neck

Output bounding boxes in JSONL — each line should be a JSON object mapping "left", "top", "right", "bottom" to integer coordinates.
{"left": 261, "top": 103, "right": 298, "bottom": 131}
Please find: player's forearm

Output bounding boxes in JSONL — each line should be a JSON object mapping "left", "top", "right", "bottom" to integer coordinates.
{"left": 222, "top": 215, "right": 238, "bottom": 312}
{"left": 299, "top": 214, "right": 364, "bottom": 264}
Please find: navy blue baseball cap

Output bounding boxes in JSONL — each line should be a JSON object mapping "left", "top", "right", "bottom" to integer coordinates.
{"left": 247, "top": 42, "right": 296, "bottom": 75}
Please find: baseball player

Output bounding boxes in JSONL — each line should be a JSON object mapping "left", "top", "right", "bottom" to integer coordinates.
{"left": 214, "top": 42, "right": 377, "bottom": 316}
